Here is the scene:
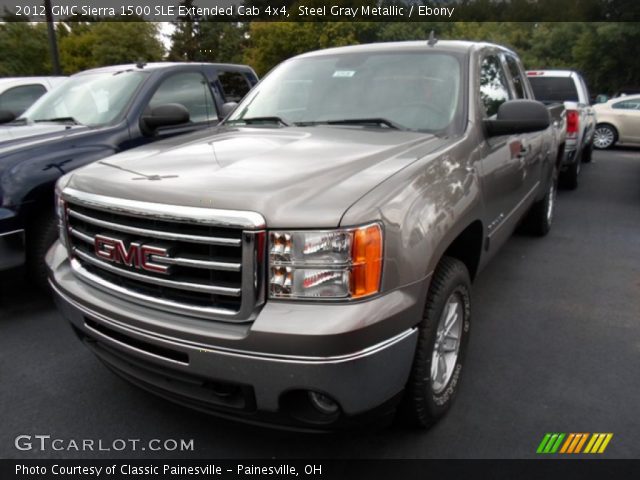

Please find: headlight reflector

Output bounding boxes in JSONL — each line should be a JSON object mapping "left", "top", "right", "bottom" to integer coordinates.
{"left": 268, "top": 224, "right": 382, "bottom": 300}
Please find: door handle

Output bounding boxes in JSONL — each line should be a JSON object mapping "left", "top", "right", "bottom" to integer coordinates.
{"left": 517, "top": 145, "right": 529, "bottom": 158}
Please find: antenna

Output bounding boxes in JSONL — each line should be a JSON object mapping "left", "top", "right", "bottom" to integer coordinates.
{"left": 428, "top": 30, "right": 438, "bottom": 47}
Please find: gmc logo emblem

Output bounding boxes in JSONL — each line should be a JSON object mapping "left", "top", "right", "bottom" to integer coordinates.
{"left": 94, "top": 234, "right": 170, "bottom": 274}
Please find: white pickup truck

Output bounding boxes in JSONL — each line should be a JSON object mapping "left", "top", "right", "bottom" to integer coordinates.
{"left": 527, "top": 70, "right": 596, "bottom": 190}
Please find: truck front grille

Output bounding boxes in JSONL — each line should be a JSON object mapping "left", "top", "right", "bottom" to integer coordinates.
{"left": 61, "top": 188, "right": 265, "bottom": 322}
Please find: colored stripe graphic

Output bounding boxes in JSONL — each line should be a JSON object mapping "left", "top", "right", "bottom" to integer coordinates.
{"left": 585, "top": 433, "right": 614, "bottom": 454}
{"left": 537, "top": 433, "right": 565, "bottom": 454}
{"left": 538, "top": 433, "right": 613, "bottom": 454}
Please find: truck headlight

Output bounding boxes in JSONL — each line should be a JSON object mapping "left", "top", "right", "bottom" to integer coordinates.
{"left": 268, "top": 224, "right": 383, "bottom": 300}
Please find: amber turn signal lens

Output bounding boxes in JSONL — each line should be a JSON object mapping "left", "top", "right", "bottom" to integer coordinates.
{"left": 350, "top": 224, "right": 383, "bottom": 298}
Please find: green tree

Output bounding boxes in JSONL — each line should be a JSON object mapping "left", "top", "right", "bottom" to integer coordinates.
{"left": 168, "top": 0, "right": 201, "bottom": 60}
{"left": 59, "top": 22, "right": 164, "bottom": 73}
{"left": 197, "top": 22, "right": 249, "bottom": 64}
{"left": 0, "top": 22, "right": 51, "bottom": 75}
{"left": 573, "top": 23, "right": 640, "bottom": 94}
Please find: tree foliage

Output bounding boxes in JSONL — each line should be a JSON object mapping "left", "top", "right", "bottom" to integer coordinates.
{"left": 0, "top": 22, "right": 51, "bottom": 76}
{"left": 241, "top": 21, "right": 640, "bottom": 95}
{"left": 58, "top": 22, "right": 164, "bottom": 73}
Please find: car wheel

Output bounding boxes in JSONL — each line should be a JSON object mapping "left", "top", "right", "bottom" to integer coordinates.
{"left": 581, "top": 140, "right": 593, "bottom": 163}
{"left": 399, "top": 256, "right": 471, "bottom": 428}
{"left": 26, "top": 212, "right": 58, "bottom": 290}
{"left": 593, "top": 124, "right": 617, "bottom": 149}
{"left": 560, "top": 155, "right": 580, "bottom": 190}
{"left": 524, "top": 169, "right": 557, "bottom": 236}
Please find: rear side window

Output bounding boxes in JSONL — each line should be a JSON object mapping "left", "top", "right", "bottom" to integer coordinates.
{"left": 479, "top": 55, "right": 512, "bottom": 118}
{"left": 217, "top": 72, "right": 251, "bottom": 103}
{"left": 505, "top": 55, "right": 526, "bottom": 99}
{"left": 529, "top": 77, "right": 579, "bottom": 103}
{"left": 0, "top": 84, "right": 46, "bottom": 115}
{"left": 612, "top": 99, "right": 640, "bottom": 110}
{"left": 149, "top": 72, "right": 217, "bottom": 124}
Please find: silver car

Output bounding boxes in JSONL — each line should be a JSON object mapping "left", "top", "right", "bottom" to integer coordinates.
{"left": 593, "top": 94, "right": 640, "bottom": 149}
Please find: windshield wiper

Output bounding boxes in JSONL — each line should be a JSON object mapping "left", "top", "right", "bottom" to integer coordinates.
{"left": 295, "top": 118, "right": 404, "bottom": 130}
{"left": 5, "top": 118, "right": 28, "bottom": 126}
{"left": 34, "top": 117, "right": 83, "bottom": 125}
{"left": 226, "top": 116, "right": 290, "bottom": 127}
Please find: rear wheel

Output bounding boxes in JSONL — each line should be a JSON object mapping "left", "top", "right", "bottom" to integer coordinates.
{"left": 581, "top": 139, "right": 593, "bottom": 163}
{"left": 399, "top": 257, "right": 471, "bottom": 428}
{"left": 523, "top": 169, "right": 557, "bottom": 236}
{"left": 593, "top": 124, "right": 617, "bottom": 149}
{"left": 560, "top": 155, "right": 580, "bottom": 190}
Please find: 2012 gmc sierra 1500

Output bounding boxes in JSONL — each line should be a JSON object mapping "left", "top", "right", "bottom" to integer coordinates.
{"left": 47, "top": 40, "right": 565, "bottom": 430}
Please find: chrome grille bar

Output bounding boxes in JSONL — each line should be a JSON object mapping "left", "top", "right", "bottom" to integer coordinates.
{"left": 68, "top": 209, "right": 241, "bottom": 247}
{"left": 62, "top": 188, "right": 266, "bottom": 322}
{"left": 74, "top": 248, "right": 242, "bottom": 296}
{"left": 70, "top": 227, "right": 241, "bottom": 272}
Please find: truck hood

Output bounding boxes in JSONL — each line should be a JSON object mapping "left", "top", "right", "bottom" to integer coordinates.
{"left": 66, "top": 126, "right": 450, "bottom": 227}
{"left": 0, "top": 124, "right": 90, "bottom": 154}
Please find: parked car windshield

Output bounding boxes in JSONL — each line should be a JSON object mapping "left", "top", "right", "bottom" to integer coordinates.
{"left": 529, "top": 77, "right": 579, "bottom": 103}
{"left": 226, "top": 51, "right": 463, "bottom": 133}
{"left": 19, "top": 70, "right": 148, "bottom": 127}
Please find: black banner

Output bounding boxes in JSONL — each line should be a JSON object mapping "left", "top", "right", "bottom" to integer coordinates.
{"left": 1, "top": 0, "right": 640, "bottom": 22}
{"left": 2, "top": 460, "right": 640, "bottom": 480}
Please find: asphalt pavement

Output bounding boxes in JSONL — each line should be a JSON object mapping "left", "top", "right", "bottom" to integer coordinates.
{"left": 1, "top": 148, "right": 639, "bottom": 459}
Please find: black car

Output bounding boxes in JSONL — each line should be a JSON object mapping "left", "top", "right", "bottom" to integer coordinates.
{"left": 0, "top": 62, "right": 258, "bottom": 286}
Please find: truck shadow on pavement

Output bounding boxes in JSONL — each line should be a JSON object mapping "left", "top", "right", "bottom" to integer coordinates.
{"left": 0, "top": 266, "right": 54, "bottom": 316}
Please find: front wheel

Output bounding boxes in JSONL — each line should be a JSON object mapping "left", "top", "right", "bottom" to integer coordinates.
{"left": 593, "top": 124, "right": 617, "bottom": 149}
{"left": 26, "top": 212, "right": 58, "bottom": 290}
{"left": 399, "top": 256, "right": 471, "bottom": 428}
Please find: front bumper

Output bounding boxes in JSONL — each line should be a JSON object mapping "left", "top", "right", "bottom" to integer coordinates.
{"left": 47, "top": 241, "right": 424, "bottom": 429}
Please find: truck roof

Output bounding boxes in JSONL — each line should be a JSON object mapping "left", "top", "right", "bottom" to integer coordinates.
{"left": 73, "top": 62, "right": 255, "bottom": 76}
{"left": 526, "top": 70, "right": 578, "bottom": 77}
{"left": 296, "top": 40, "right": 516, "bottom": 58}
{"left": 0, "top": 76, "right": 66, "bottom": 85}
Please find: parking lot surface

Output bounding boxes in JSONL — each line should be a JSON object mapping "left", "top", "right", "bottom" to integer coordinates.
{"left": 1, "top": 148, "right": 639, "bottom": 459}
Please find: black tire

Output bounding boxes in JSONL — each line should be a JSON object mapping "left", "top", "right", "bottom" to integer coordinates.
{"left": 593, "top": 124, "right": 617, "bottom": 150}
{"left": 559, "top": 156, "right": 579, "bottom": 190}
{"left": 399, "top": 256, "right": 471, "bottom": 429}
{"left": 26, "top": 212, "right": 58, "bottom": 290}
{"left": 581, "top": 139, "right": 593, "bottom": 163}
{"left": 523, "top": 170, "right": 557, "bottom": 237}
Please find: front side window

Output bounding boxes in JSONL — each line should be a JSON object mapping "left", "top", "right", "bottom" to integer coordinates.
{"left": 479, "top": 55, "right": 512, "bottom": 118}
{"left": 0, "top": 84, "right": 46, "bottom": 115}
{"left": 148, "top": 72, "right": 217, "bottom": 124}
{"left": 21, "top": 71, "right": 147, "bottom": 127}
{"left": 226, "top": 51, "right": 463, "bottom": 133}
{"left": 505, "top": 55, "right": 526, "bottom": 99}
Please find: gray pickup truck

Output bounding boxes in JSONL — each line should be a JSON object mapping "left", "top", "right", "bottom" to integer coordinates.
{"left": 47, "top": 41, "right": 565, "bottom": 430}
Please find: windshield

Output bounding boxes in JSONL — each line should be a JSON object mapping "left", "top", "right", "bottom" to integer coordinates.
{"left": 227, "top": 51, "right": 463, "bottom": 133}
{"left": 19, "top": 70, "right": 148, "bottom": 126}
{"left": 529, "top": 77, "right": 579, "bottom": 103}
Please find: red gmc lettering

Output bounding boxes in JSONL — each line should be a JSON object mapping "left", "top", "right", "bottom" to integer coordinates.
{"left": 94, "top": 235, "right": 169, "bottom": 274}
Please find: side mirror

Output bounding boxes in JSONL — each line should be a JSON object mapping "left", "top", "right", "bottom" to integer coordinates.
{"left": 484, "top": 99, "right": 551, "bottom": 137}
{"left": 595, "top": 94, "right": 609, "bottom": 104}
{"left": 140, "top": 103, "right": 189, "bottom": 135}
{"left": 220, "top": 102, "right": 238, "bottom": 118}
{"left": 0, "top": 110, "right": 16, "bottom": 124}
